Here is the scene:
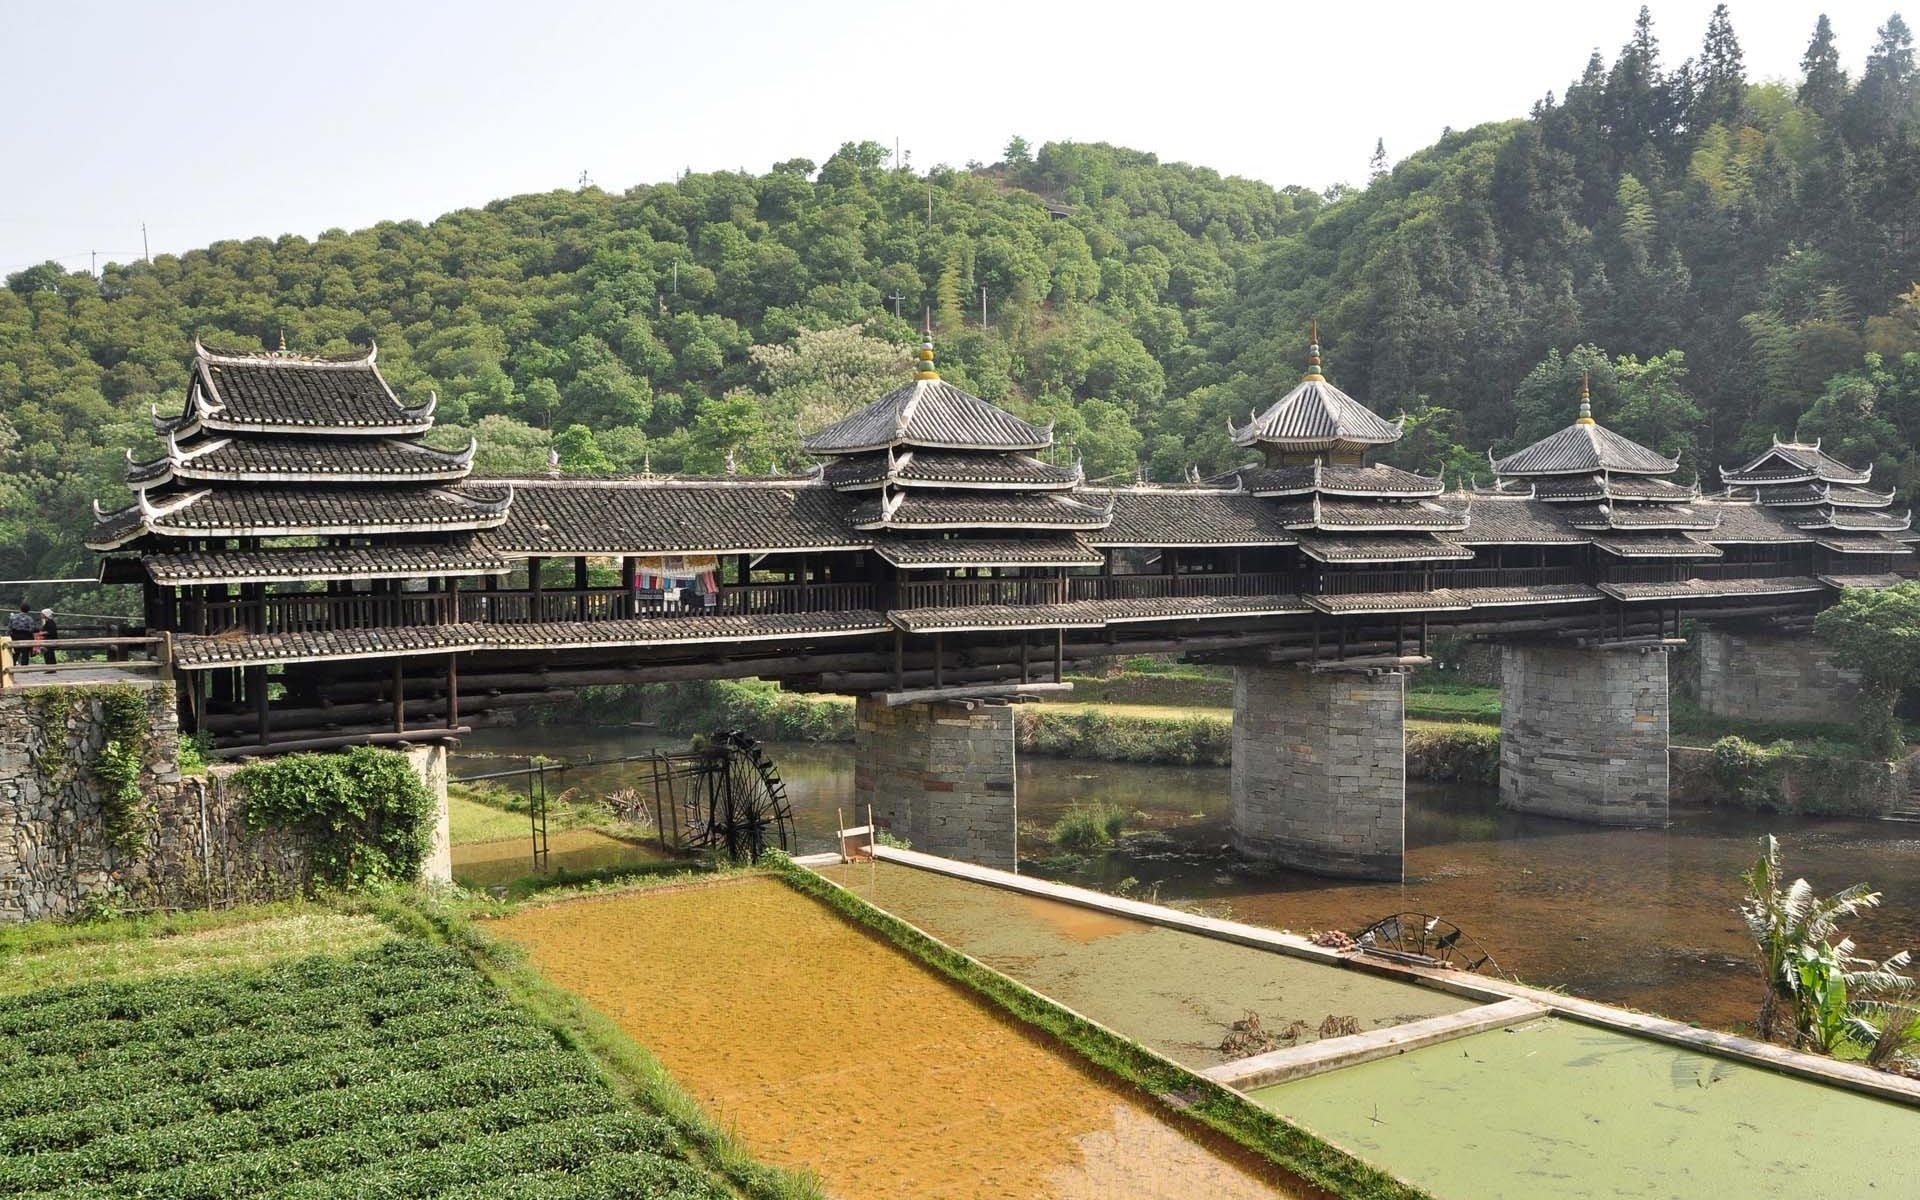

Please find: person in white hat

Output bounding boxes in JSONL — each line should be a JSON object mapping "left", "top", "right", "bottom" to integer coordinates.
{"left": 35, "top": 609, "right": 57, "bottom": 665}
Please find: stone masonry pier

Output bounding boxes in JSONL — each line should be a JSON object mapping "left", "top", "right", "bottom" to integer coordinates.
{"left": 1695, "top": 625, "right": 1859, "bottom": 724}
{"left": 1230, "top": 665, "right": 1406, "bottom": 881}
{"left": 853, "top": 697, "right": 1016, "bottom": 870}
{"left": 1500, "top": 644, "right": 1669, "bottom": 825}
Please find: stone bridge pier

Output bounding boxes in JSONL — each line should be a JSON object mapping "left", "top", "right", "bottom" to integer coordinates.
{"left": 1230, "top": 664, "right": 1406, "bottom": 881}
{"left": 852, "top": 697, "right": 1016, "bottom": 870}
{"left": 1693, "top": 624, "right": 1858, "bottom": 724}
{"left": 1499, "top": 644, "right": 1669, "bottom": 825}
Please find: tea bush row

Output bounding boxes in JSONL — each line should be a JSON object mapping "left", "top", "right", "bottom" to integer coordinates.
{"left": 0, "top": 941, "right": 726, "bottom": 1199}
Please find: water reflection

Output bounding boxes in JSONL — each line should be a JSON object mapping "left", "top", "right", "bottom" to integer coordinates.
{"left": 460, "top": 726, "right": 1920, "bottom": 1032}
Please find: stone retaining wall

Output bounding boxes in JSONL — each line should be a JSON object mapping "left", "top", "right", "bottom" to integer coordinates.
{"left": 1, "top": 680, "right": 449, "bottom": 922}
{"left": 1695, "top": 626, "right": 1860, "bottom": 724}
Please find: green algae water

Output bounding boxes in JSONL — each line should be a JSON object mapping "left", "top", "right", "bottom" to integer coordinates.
{"left": 1248, "top": 1016, "right": 1919, "bottom": 1199}
{"left": 820, "top": 859, "right": 1469, "bottom": 1066}
{"left": 462, "top": 726, "right": 1920, "bottom": 1033}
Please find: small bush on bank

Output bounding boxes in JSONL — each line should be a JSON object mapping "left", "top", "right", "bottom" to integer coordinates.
{"left": 1702, "top": 735, "right": 1893, "bottom": 817}
{"left": 1405, "top": 726, "right": 1500, "bottom": 783}
{"left": 1016, "top": 708, "right": 1231, "bottom": 766}
{"left": 1050, "top": 802, "right": 1128, "bottom": 851}
{"left": 238, "top": 746, "right": 436, "bottom": 889}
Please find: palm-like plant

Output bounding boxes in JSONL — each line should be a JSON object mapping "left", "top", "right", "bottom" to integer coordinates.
{"left": 1740, "top": 835, "right": 1915, "bottom": 1058}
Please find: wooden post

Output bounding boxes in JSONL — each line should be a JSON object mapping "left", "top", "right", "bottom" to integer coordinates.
{"left": 933, "top": 632, "right": 944, "bottom": 688}
{"left": 574, "top": 556, "right": 589, "bottom": 621}
{"left": 1054, "top": 627, "right": 1065, "bottom": 683}
{"left": 252, "top": 666, "right": 270, "bottom": 746}
{"left": 447, "top": 654, "right": 460, "bottom": 727}
{"left": 392, "top": 660, "right": 405, "bottom": 733}
{"left": 620, "top": 556, "right": 636, "bottom": 617}
{"left": 893, "top": 630, "right": 905, "bottom": 690}
{"left": 527, "top": 556, "right": 544, "bottom": 622}
{"left": 1019, "top": 636, "right": 1030, "bottom": 683}
{"left": 0, "top": 641, "right": 12, "bottom": 690}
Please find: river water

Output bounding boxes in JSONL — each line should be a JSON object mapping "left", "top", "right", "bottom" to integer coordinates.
{"left": 459, "top": 725, "right": 1920, "bottom": 1033}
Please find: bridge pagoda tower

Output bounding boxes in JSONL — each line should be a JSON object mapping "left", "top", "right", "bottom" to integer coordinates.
{"left": 804, "top": 327, "right": 1109, "bottom": 867}
{"left": 1221, "top": 331, "right": 1463, "bottom": 881}
{"left": 1488, "top": 379, "right": 1690, "bottom": 825}
{"left": 1692, "top": 440, "right": 1910, "bottom": 722}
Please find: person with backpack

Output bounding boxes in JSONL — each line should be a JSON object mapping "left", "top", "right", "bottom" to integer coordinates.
{"left": 8, "top": 601, "right": 38, "bottom": 664}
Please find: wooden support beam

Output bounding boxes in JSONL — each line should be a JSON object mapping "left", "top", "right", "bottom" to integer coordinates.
{"left": 392, "top": 660, "right": 405, "bottom": 734}
{"left": 210, "top": 726, "right": 471, "bottom": 760}
{"left": 878, "top": 681, "right": 1072, "bottom": 707}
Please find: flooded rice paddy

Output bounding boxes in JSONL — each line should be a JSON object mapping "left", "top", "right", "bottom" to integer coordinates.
{"left": 487, "top": 876, "right": 1314, "bottom": 1200}
{"left": 450, "top": 827, "right": 665, "bottom": 887}
{"left": 463, "top": 726, "right": 1920, "bottom": 1033}
{"left": 819, "top": 860, "right": 1468, "bottom": 1066}
{"left": 1250, "top": 1016, "right": 1919, "bottom": 1199}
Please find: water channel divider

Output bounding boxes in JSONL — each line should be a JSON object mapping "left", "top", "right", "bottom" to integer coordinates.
{"left": 769, "top": 852, "right": 1439, "bottom": 1200}
{"left": 1200, "top": 998, "right": 1548, "bottom": 1091}
{"left": 854, "top": 843, "right": 1920, "bottom": 1108}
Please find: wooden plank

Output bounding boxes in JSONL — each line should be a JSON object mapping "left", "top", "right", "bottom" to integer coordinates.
{"left": 876, "top": 681, "right": 1072, "bottom": 707}
{"left": 208, "top": 725, "right": 470, "bottom": 759}
{"left": 1200, "top": 998, "right": 1546, "bottom": 1090}
{"left": 1308, "top": 654, "right": 1432, "bottom": 673}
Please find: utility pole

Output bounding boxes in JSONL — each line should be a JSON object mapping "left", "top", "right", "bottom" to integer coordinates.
{"left": 141, "top": 224, "right": 150, "bottom": 262}
{"left": 927, "top": 187, "right": 933, "bottom": 230}
{"left": 980, "top": 285, "right": 988, "bottom": 328}
{"left": 887, "top": 291, "right": 905, "bottom": 319}
{"left": 90, "top": 250, "right": 97, "bottom": 276}
{"left": 672, "top": 261, "right": 678, "bottom": 296}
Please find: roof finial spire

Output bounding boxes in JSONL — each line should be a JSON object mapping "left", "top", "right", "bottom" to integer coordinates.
{"left": 915, "top": 309, "right": 939, "bottom": 380}
{"left": 277, "top": 327, "right": 287, "bottom": 354}
{"left": 1304, "top": 319, "right": 1324, "bottom": 382}
{"left": 1576, "top": 371, "right": 1594, "bottom": 425}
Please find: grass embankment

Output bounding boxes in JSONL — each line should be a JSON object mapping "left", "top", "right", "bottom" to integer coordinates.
{"left": 770, "top": 856, "right": 1432, "bottom": 1200}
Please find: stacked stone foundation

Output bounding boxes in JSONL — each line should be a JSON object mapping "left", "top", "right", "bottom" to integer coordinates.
{"left": 1230, "top": 665, "right": 1405, "bottom": 881}
{"left": 1694, "top": 626, "right": 1859, "bottom": 724}
{"left": 1, "top": 680, "right": 450, "bottom": 922}
{"left": 1500, "top": 644, "right": 1669, "bottom": 825}
{"left": 853, "top": 696, "right": 1016, "bottom": 869}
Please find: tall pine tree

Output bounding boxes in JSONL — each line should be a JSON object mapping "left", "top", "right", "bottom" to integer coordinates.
{"left": 1693, "top": 4, "right": 1746, "bottom": 129}
{"left": 1850, "top": 14, "right": 1918, "bottom": 144}
{"left": 1799, "top": 14, "right": 1848, "bottom": 120}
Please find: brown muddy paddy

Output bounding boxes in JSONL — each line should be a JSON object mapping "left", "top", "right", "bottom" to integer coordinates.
{"left": 487, "top": 877, "right": 1315, "bottom": 1200}
{"left": 450, "top": 828, "right": 665, "bottom": 886}
{"left": 464, "top": 727, "right": 1920, "bottom": 1034}
{"left": 819, "top": 860, "right": 1468, "bottom": 1067}
{"left": 1251, "top": 1016, "right": 1920, "bottom": 1199}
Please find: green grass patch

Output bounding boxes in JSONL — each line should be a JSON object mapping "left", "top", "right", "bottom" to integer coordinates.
{"left": 1018, "top": 706, "right": 1232, "bottom": 766}
{"left": 0, "top": 912, "right": 393, "bottom": 999}
{"left": 1670, "top": 697, "right": 1877, "bottom": 751}
{"left": 1405, "top": 725, "right": 1501, "bottom": 784}
{"left": 1404, "top": 683, "right": 1501, "bottom": 726}
{"left": 767, "top": 856, "right": 1433, "bottom": 1200}
{"left": 1049, "top": 802, "right": 1129, "bottom": 851}
{"left": 0, "top": 938, "right": 731, "bottom": 1199}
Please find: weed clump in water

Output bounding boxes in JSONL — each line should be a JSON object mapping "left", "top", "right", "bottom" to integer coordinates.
{"left": 1050, "top": 802, "right": 1128, "bottom": 851}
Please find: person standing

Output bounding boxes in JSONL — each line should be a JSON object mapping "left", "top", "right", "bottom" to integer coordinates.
{"left": 7, "top": 601, "right": 36, "bottom": 665}
{"left": 36, "top": 609, "right": 58, "bottom": 664}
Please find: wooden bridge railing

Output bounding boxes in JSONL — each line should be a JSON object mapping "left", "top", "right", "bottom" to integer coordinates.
{"left": 1065, "top": 571, "right": 1303, "bottom": 601}
{"left": 1, "top": 635, "right": 172, "bottom": 689}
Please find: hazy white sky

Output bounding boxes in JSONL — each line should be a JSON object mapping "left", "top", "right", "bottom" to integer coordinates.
{"left": 0, "top": 0, "right": 1908, "bottom": 273}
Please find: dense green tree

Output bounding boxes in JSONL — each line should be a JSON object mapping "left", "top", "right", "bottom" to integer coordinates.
{"left": 1799, "top": 14, "right": 1848, "bottom": 120}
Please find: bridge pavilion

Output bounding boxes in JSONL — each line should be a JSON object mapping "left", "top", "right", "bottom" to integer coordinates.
{"left": 88, "top": 335, "right": 1913, "bottom": 879}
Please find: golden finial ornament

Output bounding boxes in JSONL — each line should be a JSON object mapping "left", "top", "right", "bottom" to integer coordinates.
{"left": 1303, "top": 319, "right": 1325, "bottom": 382}
{"left": 1576, "top": 372, "right": 1595, "bottom": 424}
{"left": 915, "top": 310, "right": 940, "bottom": 380}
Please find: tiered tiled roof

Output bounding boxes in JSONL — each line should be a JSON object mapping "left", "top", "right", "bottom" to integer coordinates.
{"left": 1231, "top": 332, "right": 1464, "bottom": 561}
{"left": 1230, "top": 332, "right": 1402, "bottom": 458}
{"left": 1491, "top": 376, "right": 1712, "bottom": 557}
{"left": 1720, "top": 439, "right": 1908, "bottom": 536}
{"left": 801, "top": 329, "right": 1109, "bottom": 557}
{"left": 88, "top": 342, "right": 512, "bottom": 568}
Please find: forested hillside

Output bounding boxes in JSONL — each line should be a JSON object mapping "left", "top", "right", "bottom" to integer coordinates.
{"left": 8, "top": 5, "right": 1920, "bottom": 605}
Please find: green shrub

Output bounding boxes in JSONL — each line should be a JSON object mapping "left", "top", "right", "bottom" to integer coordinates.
{"left": 1709, "top": 735, "right": 1783, "bottom": 809}
{"left": 1016, "top": 708, "right": 1231, "bottom": 766}
{"left": 237, "top": 747, "right": 436, "bottom": 890}
{"left": 1405, "top": 726, "right": 1500, "bottom": 783}
{"left": 1050, "top": 802, "right": 1128, "bottom": 851}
